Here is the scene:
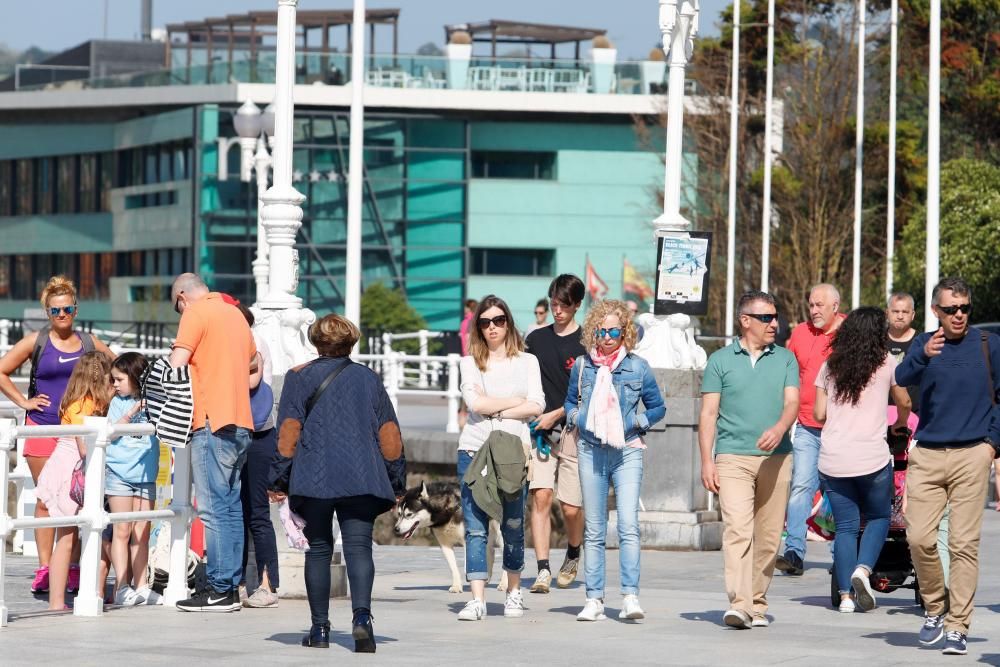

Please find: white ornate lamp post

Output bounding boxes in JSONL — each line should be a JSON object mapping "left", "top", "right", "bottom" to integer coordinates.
{"left": 253, "top": 0, "right": 316, "bottom": 376}
{"left": 634, "top": 0, "right": 707, "bottom": 371}
{"left": 344, "top": 0, "right": 366, "bottom": 327}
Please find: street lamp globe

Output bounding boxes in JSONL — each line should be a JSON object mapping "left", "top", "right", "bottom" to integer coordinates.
{"left": 261, "top": 102, "right": 276, "bottom": 140}
{"left": 233, "top": 99, "right": 263, "bottom": 139}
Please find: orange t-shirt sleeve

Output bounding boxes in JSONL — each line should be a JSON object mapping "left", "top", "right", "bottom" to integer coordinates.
{"left": 174, "top": 308, "right": 206, "bottom": 352}
{"left": 62, "top": 397, "right": 95, "bottom": 425}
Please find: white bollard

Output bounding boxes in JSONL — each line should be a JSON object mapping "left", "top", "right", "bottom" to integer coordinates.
{"left": 0, "top": 418, "right": 15, "bottom": 627}
{"left": 74, "top": 416, "right": 110, "bottom": 618}
{"left": 446, "top": 354, "right": 460, "bottom": 434}
{"left": 163, "top": 444, "right": 193, "bottom": 606}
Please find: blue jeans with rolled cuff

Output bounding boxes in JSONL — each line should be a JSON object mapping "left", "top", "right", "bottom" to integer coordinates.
{"left": 784, "top": 424, "right": 822, "bottom": 559}
{"left": 457, "top": 450, "right": 526, "bottom": 581}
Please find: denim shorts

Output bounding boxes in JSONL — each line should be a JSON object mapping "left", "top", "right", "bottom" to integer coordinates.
{"left": 105, "top": 470, "right": 156, "bottom": 501}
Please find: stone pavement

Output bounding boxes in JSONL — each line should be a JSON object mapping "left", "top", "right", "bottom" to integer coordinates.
{"left": 3, "top": 510, "right": 999, "bottom": 665}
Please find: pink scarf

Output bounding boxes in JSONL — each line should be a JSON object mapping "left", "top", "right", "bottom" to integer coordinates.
{"left": 585, "top": 346, "right": 628, "bottom": 448}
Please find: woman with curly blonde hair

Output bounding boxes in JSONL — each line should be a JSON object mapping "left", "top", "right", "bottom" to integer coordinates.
{"left": 564, "top": 299, "right": 665, "bottom": 622}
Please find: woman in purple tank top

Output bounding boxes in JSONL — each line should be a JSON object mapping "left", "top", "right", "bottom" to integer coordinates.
{"left": 0, "top": 276, "right": 113, "bottom": 592}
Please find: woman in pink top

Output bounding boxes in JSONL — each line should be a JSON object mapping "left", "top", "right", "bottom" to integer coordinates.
{"left": 813, "top": 307, "right": 911, "bottom": 614}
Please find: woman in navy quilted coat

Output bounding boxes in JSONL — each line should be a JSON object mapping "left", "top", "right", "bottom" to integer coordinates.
{"left": 270, "top": 314, "right": 403, "bottom": 653}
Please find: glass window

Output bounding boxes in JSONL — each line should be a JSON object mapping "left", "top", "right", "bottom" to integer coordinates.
{"left": 80, "top": 154, "right": 97, "bottom": 213}
{"left": 34, "top": 255, "right": 53, "bottom": 295}
{"left": 14, "top": 256, "right": 32, "bottom": 299}
{"left": 36, "top": 158, "right": 55, "bottom": 214}
{"left": 0, "top": 161, "right": 11, "bottom": 216}
{"left": 471, "top": 151, "right": 556, "bottom": 180}
{"left": 57, "top": 156, "right": 78, "bottom": 213}
{"left": 470, "top": 248, "right": 554, "bottom": 276}
{"left": 16, "top": 159, "right": 33, "bottom": 215}
{"left": 160, "top": 144, "right": 173, "bottom": 183}
{"left": 0, "top": 256, "right": 9, "bottom": 297}
{"left": 78, "top": 254, "right": 96, "bottom": 299}
{"left": 99, "top": 253, "right": 114, "bottom": 298}
{"left": 99, "top": 152, "right": 115, "bottom": 212}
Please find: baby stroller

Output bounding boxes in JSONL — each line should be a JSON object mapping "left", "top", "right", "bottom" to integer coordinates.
{"left": 828, "top": 410, "right": 921, "bottom": 608}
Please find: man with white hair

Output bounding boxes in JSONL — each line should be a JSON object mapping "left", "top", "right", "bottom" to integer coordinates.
{"left": 776, "top": 283, "right": 845, "bottom": 576}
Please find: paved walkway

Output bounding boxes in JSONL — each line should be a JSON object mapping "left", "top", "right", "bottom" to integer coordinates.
{"left": 3, "top": 511, "right": 1000, "bottom": 665}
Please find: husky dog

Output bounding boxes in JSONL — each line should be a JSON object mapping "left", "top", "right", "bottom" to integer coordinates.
{"left": 394, "top": 481, "right": 507, "bottom": 594}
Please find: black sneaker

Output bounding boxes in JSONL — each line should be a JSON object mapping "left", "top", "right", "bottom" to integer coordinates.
{"left": 775, "top": 550, "right": 804, "bottom": 576}
{"left": 352, "top": 609, "right": 376, "bottom": 653}
{"left": 941, "top": 630, "right": 967, "bottom": 655}
{"left": 918, "top": 614, "right": 945, "bottom": 645}
{"left": 176, "top": 588, "right": 241, "bottom": 613}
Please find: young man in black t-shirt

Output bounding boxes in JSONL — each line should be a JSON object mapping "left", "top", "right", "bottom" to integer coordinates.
{"left": 524, "top": 274, "right": 587, "bottom": 593}
{"left": 887, "top": 291, "right": 920, "bottom": 413}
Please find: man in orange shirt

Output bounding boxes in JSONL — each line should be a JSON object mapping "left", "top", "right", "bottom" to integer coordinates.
{"left": 168, "top": 273, "right": 257, "bottom": 612}
{"left": 776, "top": 283, "right": 845, "bottom": 576}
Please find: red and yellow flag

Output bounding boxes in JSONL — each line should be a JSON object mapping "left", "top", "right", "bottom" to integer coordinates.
{"left": 623, "top": 259, "right": 654, "bottom": 301}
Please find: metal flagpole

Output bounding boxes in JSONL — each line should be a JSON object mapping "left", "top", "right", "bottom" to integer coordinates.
{"left": 345, "top": 0, "right": 366, "bottom": 326}
{"left": 725, "top": 0, "right": 741, "bottom": 338}
{"left": 924, "top": 0, "right": 941, "bottom": 331}
{"left": 885, "top": 0, "right": 898, "bottom": 301}
{"left": 760, "top": 0, "right": 775, "bottom": 292}
{"left": 851, "top": 0, "right": 866, "bottom": 309}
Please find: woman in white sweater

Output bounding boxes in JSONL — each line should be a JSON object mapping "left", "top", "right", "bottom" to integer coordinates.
{"left": 457, "top": 294, "right": 545, "bottom": 621}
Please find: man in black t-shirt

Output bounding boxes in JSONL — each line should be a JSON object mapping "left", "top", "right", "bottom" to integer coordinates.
{"left": 887, "top": 291, "right": 920, "bottom": 413}
{"left": 524, "top": 274, "right": 587, "bottom": 593}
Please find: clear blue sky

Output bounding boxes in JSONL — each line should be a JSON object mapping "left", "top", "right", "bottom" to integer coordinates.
{"left": 5, "top": 0, "right": 729, "bottom": 59}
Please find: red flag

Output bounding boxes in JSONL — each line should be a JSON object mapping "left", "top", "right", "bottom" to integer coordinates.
{"left": 586, "top": 258, "right": 608, "bottom": 301}
{"left": 622, "top": 259, "right": 654, "bottom": 301}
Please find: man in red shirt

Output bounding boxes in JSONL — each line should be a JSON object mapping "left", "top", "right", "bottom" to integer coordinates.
{"left": 776, "top": 284, "right": 845, "bottom": 575}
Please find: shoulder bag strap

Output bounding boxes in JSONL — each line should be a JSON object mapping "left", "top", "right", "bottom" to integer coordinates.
{"left": 27, "top": 325, "right": 51, "bottom": 399}
{"left": 981, "top": 332, "right": 996, "bottom": 406}
{"left": 304, "top": 359, "right": 354, "bottom": 421}
{"left": 576, "top": 355, "right": 584, "bottom": 403}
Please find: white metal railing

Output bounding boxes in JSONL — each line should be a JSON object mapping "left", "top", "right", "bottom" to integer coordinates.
{"left": 356, "top": 351, "right": 461, "bottom": 434}
{"left": 0, "top": 417, "right": 193, "bottom": 627}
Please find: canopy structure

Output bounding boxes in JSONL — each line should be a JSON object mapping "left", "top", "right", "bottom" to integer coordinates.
{"left": 166, "top": 8, "right": 401, "bottom": 73}
{"left": 444, "top": 19, "right": 607, "bottom": 59}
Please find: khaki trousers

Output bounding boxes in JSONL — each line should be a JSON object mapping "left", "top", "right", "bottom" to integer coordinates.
{"left": 716, "top": 453, "right": 792, "bottom": 616}
{"left": 905, "top": 442, "right": 994, "bottom": 634}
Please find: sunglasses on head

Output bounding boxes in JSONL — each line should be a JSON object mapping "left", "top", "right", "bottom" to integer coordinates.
{"left": 49, "top": 306, "right": 77, "bottom": 317}
{"left": 595, "top": 327, "right": 623, "bottom": 339}
{"left": 744, "top": 312, "right": 778, "bottom": 324}
{"left": 478, "top": 315, "right": 508, "bottom": 329}
{"left": 937, "top": 303, "right": 971, "bottom": 316}
{"left": 173, "top": 291, "right": 184, "bottom": 314}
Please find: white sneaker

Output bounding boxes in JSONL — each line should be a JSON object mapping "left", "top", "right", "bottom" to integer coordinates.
{"left": 751, "top": 614, "right": 770, "bottom": 627}
{"left": 850, "top": 567, "right": 877, "bottom": 611}
{"left": 503, "top": 588, "right": 525, "bottom": 618}
{"left": 114, "top": 586, "right": 138, "bottom": 606}
{"left": 135, "top": 587, "right": 163, "bottom": 606}
{"left": 839, "top": 597, "right": 856, "bottom": 614}
{"left": 619, "top": 594, "right": 645, "bottom": 620}
{"left": 577, "top": 598, "right": 607, "bottom": 621}
{"left": 458, "top": 598, "right": 487, "bottom": 621}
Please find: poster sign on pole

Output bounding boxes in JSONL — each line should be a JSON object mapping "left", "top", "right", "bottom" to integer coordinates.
{"left": 653, "top": 230, "right": 713, "bottom": 316}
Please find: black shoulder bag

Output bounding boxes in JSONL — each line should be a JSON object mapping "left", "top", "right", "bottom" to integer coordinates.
{"left": 268, "top": 359, "right": 354, "bottom": 493}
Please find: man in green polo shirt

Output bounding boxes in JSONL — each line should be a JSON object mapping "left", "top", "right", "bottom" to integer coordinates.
{"left": 698, "top": 290, "right": 800, "bottom": 630}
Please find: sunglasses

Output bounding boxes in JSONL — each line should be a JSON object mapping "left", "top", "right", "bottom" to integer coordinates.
{"left": 937, "top": 303, "right": 971, "bottom": 316}
{"left": 744, "top": 313, "right": 778, "bottom": 324}
{"left": 478, "top": 315, "right": 508, "bottom": 329}
{"left": 49, "top": 306, "right": 77, "bottom": 317}
{"left": 173, "top": 291, "right": 184, "bottom": 314}
{"left": 595, "top": 327, "right": 623, "bottom": 339}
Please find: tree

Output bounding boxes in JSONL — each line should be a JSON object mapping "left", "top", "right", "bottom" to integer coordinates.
{"left": 359, "top": 282, "right": 432, "bottom": 354}
{"left": 895, "top": 158, "right": 1000, "bottom": 321}
{"left": 416, "top": 42, "right": 444, "bottom": 57}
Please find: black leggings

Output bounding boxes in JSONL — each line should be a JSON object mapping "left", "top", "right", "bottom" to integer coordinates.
{"left": 240, "top": 428, "right": 280, "bottom": 589}
{"left": 294, "top": 495, "right": 383, "bottom": 626}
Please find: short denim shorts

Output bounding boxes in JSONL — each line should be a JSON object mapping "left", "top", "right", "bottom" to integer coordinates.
{"left": 105, "top": 469, "right": 156, "bottom": 501}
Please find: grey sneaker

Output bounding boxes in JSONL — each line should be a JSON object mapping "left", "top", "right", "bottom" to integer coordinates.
{"left": 918, "top": 614, "right": 945, "bottom": 645}
{"left": 941, "top": 630, "right": 967, "bottom": 655}
{"left": 850, "top": 567, "right": 877, "bottom": 611}
{"left": 245, "top": 587, "right": 279, "bottom": 608}
{"left": 530, "top": 569, "right": 551, "bottom": 594}
{"left": 556, "top": 556, "right": 579, "bottom": 588}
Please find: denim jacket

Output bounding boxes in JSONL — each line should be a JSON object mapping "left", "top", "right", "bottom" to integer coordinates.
{"left": 563, "top": 352, "right": 666, "bottom": 445}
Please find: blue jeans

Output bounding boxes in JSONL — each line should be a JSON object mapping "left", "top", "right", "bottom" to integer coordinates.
{"left": 578, "top": 441, "right": 643, "bottom": 599}
{"left": 294, "top": 495, "right": 382, "bottom": 626}
{"left": 457, "top": 450, "right": 525, "bottom": 580}
{"left": 191, "top": 423, "right": 252, "bottom": 593}
{"left": 784, "top": 424, "right": 822, "bottom": 558}
{"left": 819, "top": 463, "right": 893, "bottom": 594}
